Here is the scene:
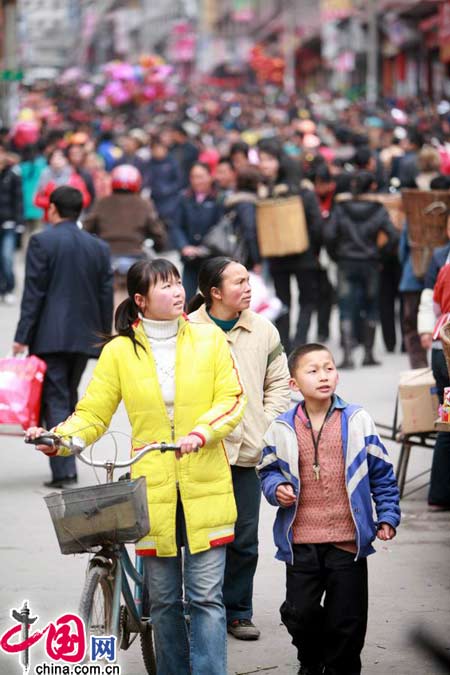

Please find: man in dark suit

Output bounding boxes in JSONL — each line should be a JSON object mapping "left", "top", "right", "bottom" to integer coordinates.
{"left": 13, "top": 185, "right": 113, "bottom": 487}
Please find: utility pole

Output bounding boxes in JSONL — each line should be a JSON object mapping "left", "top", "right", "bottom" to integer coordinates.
{"left": 283, "top": 0, "right": 296, "bottom": 95}
{"left": 0, "top": 0, "right": 20, "bottom": 126}
{"left": 366, "top": 0, "right": 378, "bottom": 105}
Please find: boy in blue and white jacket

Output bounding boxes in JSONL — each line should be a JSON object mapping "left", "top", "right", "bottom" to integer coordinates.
{"left": 257, "top": 343, "right": 400, "bottom": 675}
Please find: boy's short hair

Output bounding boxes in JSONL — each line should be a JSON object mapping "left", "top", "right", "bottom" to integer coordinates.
{"left": 288, "top": 343, "right": 334, "bottom": 375}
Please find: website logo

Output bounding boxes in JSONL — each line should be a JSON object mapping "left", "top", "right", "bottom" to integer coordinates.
{"left": 0, "top": 600, "right": 119, "bottom": 674}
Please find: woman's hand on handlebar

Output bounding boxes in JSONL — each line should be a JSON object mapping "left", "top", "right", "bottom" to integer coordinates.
{"left": 25, "top": 427, "right": 60, "bottom": 455}
{"left": 176, "top": 434, "right": 203, "bottom": 459}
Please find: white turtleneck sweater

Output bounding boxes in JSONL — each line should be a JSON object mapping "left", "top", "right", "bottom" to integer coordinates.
{"left": 140, "top": 314, "right": 178, "bottom": 421}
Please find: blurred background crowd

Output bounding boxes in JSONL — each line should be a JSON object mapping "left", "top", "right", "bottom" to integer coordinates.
{"left": 0, "top": 0, "right": 449, "bottom": 368}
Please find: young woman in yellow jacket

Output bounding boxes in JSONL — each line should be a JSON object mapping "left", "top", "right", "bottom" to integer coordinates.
{"left": 27, "top": 258, "right": 246, "bottom": 675}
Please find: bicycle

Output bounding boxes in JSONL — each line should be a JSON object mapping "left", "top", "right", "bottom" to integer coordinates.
{"left": 26, "top": 432, "right": 180, "bottom": 674}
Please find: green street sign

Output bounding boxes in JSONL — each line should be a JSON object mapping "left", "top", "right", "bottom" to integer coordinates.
{"left": 1, "top": 69, "right": 24, "bottom": 81}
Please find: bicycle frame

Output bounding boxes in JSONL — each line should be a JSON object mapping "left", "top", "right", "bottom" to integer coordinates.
{"left": 110, "top": 545, "right": 145, "bottom": 635}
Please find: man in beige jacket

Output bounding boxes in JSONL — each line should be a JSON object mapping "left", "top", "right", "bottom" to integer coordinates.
{"left": 189, "top": 257, "right": 291, "bottom": 640}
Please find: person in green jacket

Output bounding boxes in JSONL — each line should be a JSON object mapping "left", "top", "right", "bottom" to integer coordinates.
{"left": 20, "top": 144, "right": 46, "bottom": 224}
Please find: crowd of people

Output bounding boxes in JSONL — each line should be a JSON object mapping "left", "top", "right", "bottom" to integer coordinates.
{"left": 2, "top": 93, "right": 450, "bottom": 360}
{"left": 2, "top": 84, "right": 450, "bottom": 674}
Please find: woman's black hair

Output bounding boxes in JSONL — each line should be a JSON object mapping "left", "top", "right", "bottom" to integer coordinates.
{"left": 113, "top": 258, "right": 181, "bottom": 354}
{"left": 187, "top": 257, "right": 234, "bottom": 313}
{"left": 20, "top": 143, "right": 39, "bottom": 163}
{"left": 257, "top": 138, "right": 302, "bottom": 191}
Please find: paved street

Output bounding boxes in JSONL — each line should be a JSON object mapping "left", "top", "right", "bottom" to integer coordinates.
{"left": 0, "top": 252, "right": 449, "bottom": 675}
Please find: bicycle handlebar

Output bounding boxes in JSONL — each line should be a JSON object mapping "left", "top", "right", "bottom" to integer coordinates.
{"left": 25, "top": 433, "right": 181, "bottom": 469}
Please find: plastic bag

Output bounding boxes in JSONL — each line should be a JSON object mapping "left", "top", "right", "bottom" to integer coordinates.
{"left": 0, "top": 356, "right": 47, "bottom": 434}
{"left": 249, "top": 272, "right": 284, "bottom": 323}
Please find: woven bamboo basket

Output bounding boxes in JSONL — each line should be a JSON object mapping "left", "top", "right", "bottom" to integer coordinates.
{"left": 256, "top": 196, "right": 309, "bottom": 257}
{"left": 360, "top": 193, "right": 405, "bottom": 231}
{"left": 440, "top": 323, "right": 450, "bottom": 378}
{"left": 402, "top": 189, "right": 450, "bottom": 278}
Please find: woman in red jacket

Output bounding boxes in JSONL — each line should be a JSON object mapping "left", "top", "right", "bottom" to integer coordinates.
{"left": 34, "top": 148, "right": 91, "bottom": 222}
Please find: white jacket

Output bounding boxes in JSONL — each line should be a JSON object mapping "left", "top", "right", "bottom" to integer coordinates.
{"left": 417, "top": 288, "right": 435, "bottom": 336}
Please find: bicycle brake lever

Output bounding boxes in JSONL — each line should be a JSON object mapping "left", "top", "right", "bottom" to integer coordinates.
{"left": 25, "top": 436, "right": 55, "bottom": 448}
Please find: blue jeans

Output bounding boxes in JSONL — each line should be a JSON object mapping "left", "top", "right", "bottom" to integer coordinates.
{"left": 337, "top": 260, "right": 379, "bottom": 324}
{"left": 0, "top": 228, "right": 16, "bottom": 293}
{"left": 143, "top": 505, "right": 227, "bottom": 674}
{"left": 223, "top": 466, "right": 261, "bottom": 622}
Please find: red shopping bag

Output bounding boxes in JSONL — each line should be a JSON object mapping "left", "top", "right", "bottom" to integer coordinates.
{"left": 0, "top": 356, "right": 47, "bottom": 434}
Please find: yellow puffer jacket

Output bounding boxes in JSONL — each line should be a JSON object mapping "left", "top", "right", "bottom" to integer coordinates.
{"left": 54, "top": 318, "right": 246, "bottom": 557}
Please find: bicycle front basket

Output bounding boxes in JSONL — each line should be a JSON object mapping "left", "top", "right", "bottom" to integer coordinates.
{"left": 44, "top": 476, "right": 150, "bottom": 555}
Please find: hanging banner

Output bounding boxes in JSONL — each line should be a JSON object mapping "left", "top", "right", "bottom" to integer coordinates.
{"left": 440, "top": 1, "right": 450, "bottom": 63}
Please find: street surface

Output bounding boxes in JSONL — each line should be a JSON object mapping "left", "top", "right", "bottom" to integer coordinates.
{"left": 0, "top": 252, "right": 449, "bottom": 675}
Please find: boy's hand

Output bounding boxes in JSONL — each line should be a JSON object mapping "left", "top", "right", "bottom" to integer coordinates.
{"left": 376, "top": 523, "right": 396, "bottom": 541}
{"left": 276, "top": 483, "right": 296, "bottom": 507}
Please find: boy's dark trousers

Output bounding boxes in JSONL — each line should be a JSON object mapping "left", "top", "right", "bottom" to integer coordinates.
{"left": 280, "top": 544, "right": 368, "bottom": 675}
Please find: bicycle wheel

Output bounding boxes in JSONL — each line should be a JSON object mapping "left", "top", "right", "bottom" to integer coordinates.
{"left": 140, "top": 624, "right": 157, "bottom": 675}
{"left": 140, "top": 585, "right": 156, "bottom": 675}
{"left": 79, "top": 565, "right": 113, "bottom": 637}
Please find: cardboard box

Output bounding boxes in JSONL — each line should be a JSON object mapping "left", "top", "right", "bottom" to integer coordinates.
{"left": 398, "top": 368, "right": 439, "bottom": 434}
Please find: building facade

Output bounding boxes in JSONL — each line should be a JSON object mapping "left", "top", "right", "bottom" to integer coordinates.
{"left": 18, "top": 0, "right": 81, "bottom": 81}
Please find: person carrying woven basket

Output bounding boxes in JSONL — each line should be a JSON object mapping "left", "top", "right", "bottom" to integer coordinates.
{"left": 257, "top": 140, "right": 324, "bottom": 352}
{"left": 323, "top": 170, "right": 399, "bottom": 369}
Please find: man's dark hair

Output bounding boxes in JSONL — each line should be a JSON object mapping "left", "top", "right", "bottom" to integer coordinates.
{"left": 171, "top": 122, "right": 187, "bottom": 137}
{"left": 353, "top": 146, "right": 372, "bottom": 169}
{"left": 150, "top": 134, "right": 166, "bottom": 148}
{"left": 353, "top": 133, "right": 369, "bottom": 148}
{"left": 334, "top": 126, "right": 352, "bottom": 145}
{"left": 407, "top": 127, "right": 424, "bottom": 149}
{"left": 350, "top": 169, "right": 376, "bottom": 196}
{"left": 313, "top": 163, "right": 333, "bottom": 183}
{"left": 430, "top": 175, "right": 450, "bottom": 190}
{"left": 217, "top": 156, "right": 234, "bottom": 168}
{"left": 230, "top": 141, "right": 249, "bottom": 158}
{"left": 236, "top": 165, "right": 262, "bottom": 193}
{"left": 288, "top": 343, "right": 334, "bottom": 375}
{"left": 49, "top": 185, "right": 83, "bottom": 220}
